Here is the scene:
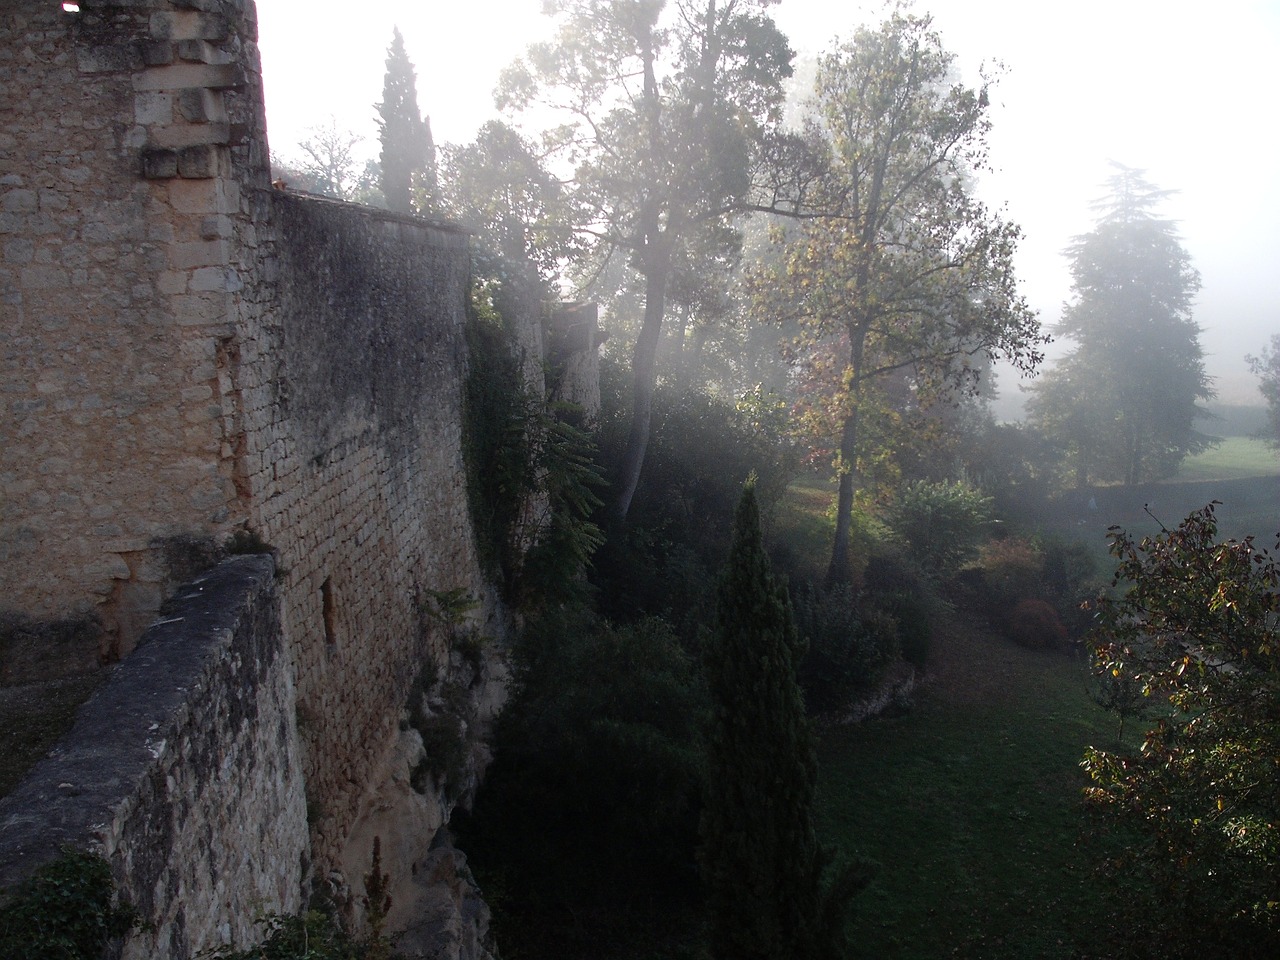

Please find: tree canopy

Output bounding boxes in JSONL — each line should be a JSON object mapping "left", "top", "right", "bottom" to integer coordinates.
{"left": 747, "top": 9, "right": 1043, "bottom": 583}
{"left": 286, "top": 118, "right": 379, "bottom": 204}
{"left": 499, "top": 0, "right": 794, "bottom": 518}
{"left": 440, "top": 119, "right": 573, "bottom": 288}
{"left": 1027, "top": 166, "right": 1214, "bottom": 487}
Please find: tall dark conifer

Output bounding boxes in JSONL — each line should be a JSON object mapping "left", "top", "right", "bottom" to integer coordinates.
{"left": 376, "top": 27, "right": 436, "bottom": 213}
{"left": 701, "top": 481, "right": 848, "bottom": 960}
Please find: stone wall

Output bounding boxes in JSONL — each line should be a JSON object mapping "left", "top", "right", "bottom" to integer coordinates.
{"left": 0, "top": 555, "right": 309, "bottom": 958}
{"left": 1, "top": 0, "right": 522, "bottom": 951}
{"left": 253, "top": 194, "right": 497, "bottom": 873}
{"left": 0, "top": 0, "right": 269, "bottom": 656}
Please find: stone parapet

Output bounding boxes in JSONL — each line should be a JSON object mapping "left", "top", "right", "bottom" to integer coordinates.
{"left": 0, "top": 554, "right": 308, "bottom": 957}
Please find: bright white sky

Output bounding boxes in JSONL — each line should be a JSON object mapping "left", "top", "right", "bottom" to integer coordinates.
{"left": 255, "top": 0, "right": 1280, "bottom": 409}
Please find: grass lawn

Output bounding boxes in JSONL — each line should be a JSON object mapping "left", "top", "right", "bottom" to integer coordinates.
{"left": 816, "top": 623, "right": 1133, "bottom": 959}
{"left": 776, "top": 475, "right": 1146, "bottom": 958}
{"left": 1171, "top": 436, "right": 1278, "bottom": 482}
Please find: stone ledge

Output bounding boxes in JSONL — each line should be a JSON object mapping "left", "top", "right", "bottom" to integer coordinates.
{"left": 0, "top": 553, "right": 277, "bottom": 890}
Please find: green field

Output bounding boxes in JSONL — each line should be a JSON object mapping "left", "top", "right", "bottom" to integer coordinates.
{"left": 1172, "top": 436, "right": 1278, "bottom": 482}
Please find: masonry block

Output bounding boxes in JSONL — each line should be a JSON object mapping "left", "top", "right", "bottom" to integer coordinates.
{"left": 150, "top": 11, "right": 231, "bottom": 43}
{"left": 178, "top": 39, "right": 232, "bottom": 65}
{"left": 178, "top": 87, "right": 226, "bottom": 123}
{"left": 134, "top": 62, "right": 243, "bottom": 93}
{"left": 142, "top": 148, "right": 179, "bottom": 180}
{"left": 178, "top": 143, "right": 223, "bottom": 178}
{"left": 135, "top": 91, "right": 173, "bottom": 125}
{"left": 151, "top": 121, "right": 231, "bottom": 150}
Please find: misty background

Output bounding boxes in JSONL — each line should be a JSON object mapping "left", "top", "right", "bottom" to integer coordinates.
{"left": 255, "top": 0, "right": 1280, "bottom": 413}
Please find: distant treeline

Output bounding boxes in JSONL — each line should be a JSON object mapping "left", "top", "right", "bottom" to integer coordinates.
{"left": 1198, "top": 403, "right": 1269, "bottom": 437}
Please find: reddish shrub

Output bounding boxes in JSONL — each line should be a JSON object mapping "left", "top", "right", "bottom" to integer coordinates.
{"left": 1007, "top": 598, "right": 1068, "bottom": 649}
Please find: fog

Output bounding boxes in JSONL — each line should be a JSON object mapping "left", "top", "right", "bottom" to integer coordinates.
{"left": 257, "top": 0, "right": 1280, "bottom": 411}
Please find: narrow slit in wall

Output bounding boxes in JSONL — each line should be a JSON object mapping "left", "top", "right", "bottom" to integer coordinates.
{"left": 321, "top": 576, "right": 338, "bottom": 650}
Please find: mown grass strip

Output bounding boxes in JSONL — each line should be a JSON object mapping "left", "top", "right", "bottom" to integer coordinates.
{"left": 816, "top": 627, "right": 1139, "bottom": 959}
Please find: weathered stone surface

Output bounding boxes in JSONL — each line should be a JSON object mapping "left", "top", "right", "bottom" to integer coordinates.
{"left": 0, "top": 3, "right": 550, "bottom": 958}
{"left": 0, "top": 556, "right": 308, "bottom": 958}
{"left": 393, "top": 831, "right": 499, "bottom": 960}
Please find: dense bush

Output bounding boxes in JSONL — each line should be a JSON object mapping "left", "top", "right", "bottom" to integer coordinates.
{"left": 0, "top": 850, "right": 137, "bottom": 959}
{"left": 461, "top": 609, "right": 707, "bottom": 881}
{"left": 860, "top": 546, "right": 940, "bottom": 669}
{"left": 971, "top": 536, "right": 1044, "bottom": 608}
{"left": 961, "top": 534, "right": 1100, "bottom": 645}
{"left": 590, "top": 365, "right": 797, "bottom": 639}
{"left": 1006, "top": 598, "right": 1068, "bottom": 650}
{"left": 1037, "top": 534, "right": 1102, "bottom": 637}
{"left": 793, "top": 583, "right": 899, "bottom": 715}
{"left": 884, "top": 479, "right": 992, "bottom": 577}
{"left": 595, "top": 360, "right": 797, "bottom": 564}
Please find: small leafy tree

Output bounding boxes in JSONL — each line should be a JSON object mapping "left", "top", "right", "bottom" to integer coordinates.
{"left": 1082, "top": 503, "right": 1280, "bottom": 956}
{"left": 1246, "top": 332, "right": 1280, "bottom": 449}
{"left": 701, "top": 481, "right": 861, "bottom": 960}
{"left": 747, "top": 9, "right": 1043, "bottom": 583}
{"left": 885, "top": 479, "right": 993, "bottom": 578}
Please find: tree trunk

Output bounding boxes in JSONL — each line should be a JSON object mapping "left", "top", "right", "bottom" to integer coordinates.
{"left": 826, "top": 409, "right": 860, "bottom": 585}
{"left": 615, "top": 263, "right": 669, "bottom": 518}
{"left": 827, "top": 329, "right": 866, "bottom": 585}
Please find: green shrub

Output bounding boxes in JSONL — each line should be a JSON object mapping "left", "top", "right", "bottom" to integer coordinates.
{"left": 860, "top": 546, "right": 940, "bottom": 670}
{"left": 0, "top": 850, "right": 137, "bottom": 959}
{"left": 1007, "top": 598, "right": 1068, "bottom": 650}
{"left": 792, "top": 582, "right": 899, "bottom": 715}
{"left": 1037, "top": 534, "right": 1102, "bottom": 637}
{"left": 590, "top": 368, "right": 796, "bottom": 640}
{"left": 885, "top": 479, "right": 993, "bottom": 577}
{"left": 972, "top": 536, "right": 1044, "bottom": 608}
{"left": 964, "top": 534, "right": 1101, "bottom": 644}
{"left": 461, "top": 609, "right": 707, "bottom": 881}
{"left": 201, "top": 911, "right": 368, "bottom": 960}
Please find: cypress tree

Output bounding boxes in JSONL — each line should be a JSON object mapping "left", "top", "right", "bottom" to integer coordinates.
{"left": 701, "top": 481, "right": 847, "bottom": 960}
{"left": 376, "top": 27, "right": 437, "bottom": 213}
